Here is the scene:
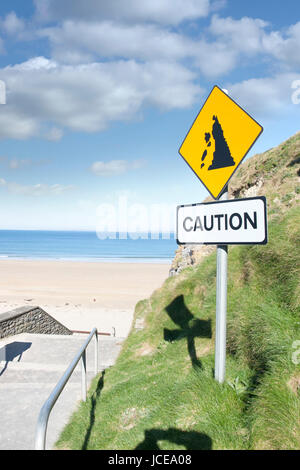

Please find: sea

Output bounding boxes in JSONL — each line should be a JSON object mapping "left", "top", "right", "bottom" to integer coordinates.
{"left": 0, "top": 230, "right": 178, "bottom": 263}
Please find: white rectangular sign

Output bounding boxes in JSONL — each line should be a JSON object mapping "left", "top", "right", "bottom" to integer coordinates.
{"left": 177, "top": 196, "right": 267, "bottom": 245}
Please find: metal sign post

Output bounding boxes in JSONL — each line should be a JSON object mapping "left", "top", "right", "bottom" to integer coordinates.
{"left": 214, "top": 186, "right": 228, "bottom": 383}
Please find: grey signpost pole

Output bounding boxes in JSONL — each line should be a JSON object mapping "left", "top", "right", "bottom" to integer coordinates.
{"left": 214, "top": 185, "right": 228, "bottom": 383}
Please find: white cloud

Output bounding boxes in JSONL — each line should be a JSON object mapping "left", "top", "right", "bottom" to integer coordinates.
{"left": 1, "top": 11, "right": 25, "bottom": 35}
{"left": 0, "top": 5, "right": 299, "bottom": 141}
{"left": 44, "top": 126, "right": 64, "bottom": 141}
{"left": 37, "top": 14, "right": 300, "bottom": 82}
{"left": 90, "top": 159, "right": 146, "bottom": 176}
{"left": 9, "top": 158, "right": 32, "bottom": 169}
{"left": 39, "top": 19, "right": 239, "bottom": 79}
{"left": 194, "top": 39, "right": 238, "bottom": 77}
{"left": 38, "top": 15, "right": 253, "bottom": 78}
{"left": 34, "top": 0, "right": 211, "bottom": 25}
{"left": 0, "top": 107, "right": 39, "bottom": 140}
{"left": 210, "top": 15, "right": 269, "bottom": 55}
{"left": 211, "top": 0, "right": 227, "bottom": 12}
{"left": 0, "top": 56, "right": 200, "bottom": 139}
{"left": 262, "top": 22, "right": 300, "bottom": 69}
{"left": 0, "top": 156, "right": 51, "bottom": 170}
{"left": 210, "top": 15, "right": 300, "bottom": 70}
{"left": 40, "top": 20, "right": 194, "bottom": 64}
{"left": 227, "top": 73, "right": 300, "bottom": 117}
{"left": 13, "top": 56, "right": 57, "bottom": 70}
{"left": 0, "top": 178, "right": 74, "bottom": 196}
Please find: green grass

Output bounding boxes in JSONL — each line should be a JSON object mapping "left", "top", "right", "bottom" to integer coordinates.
{"left": 56, "top": 206, "right": 300, "bottom": 450}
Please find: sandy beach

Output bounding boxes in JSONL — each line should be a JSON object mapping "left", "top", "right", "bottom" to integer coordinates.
{"left": 0, "top": 260, "right": 170, "bottom": 338}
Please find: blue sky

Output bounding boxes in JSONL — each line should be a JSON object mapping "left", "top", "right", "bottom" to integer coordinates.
{"left": 0, "top": 0, "right": 299, "bottom": 231}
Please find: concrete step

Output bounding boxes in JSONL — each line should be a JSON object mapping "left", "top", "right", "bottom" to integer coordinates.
{"left": 0, "top": 332, "right": 123, "bottom": 450}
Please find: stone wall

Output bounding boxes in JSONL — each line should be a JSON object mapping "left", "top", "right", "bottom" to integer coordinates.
{"left": 0, "top": 306, "right": 72, "bottom": 339}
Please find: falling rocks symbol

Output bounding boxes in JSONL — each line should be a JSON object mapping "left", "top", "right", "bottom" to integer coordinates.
{"left": 201, "top": 115, "right": 235, "bottom": 171}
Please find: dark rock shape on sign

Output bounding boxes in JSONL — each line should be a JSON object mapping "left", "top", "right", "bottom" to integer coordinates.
{"left": 205, "top": 132, "right": 211, "bottom": 143}
{"left": 208, "top": 115, "right": 235, "bottom": 170}
{"left": 200, "top": 134, "right": 212, "bottom": 169}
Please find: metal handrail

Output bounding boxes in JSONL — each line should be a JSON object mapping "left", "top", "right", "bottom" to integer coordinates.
{"left": 35, "top": 327, "right": 99, "bottom": 450}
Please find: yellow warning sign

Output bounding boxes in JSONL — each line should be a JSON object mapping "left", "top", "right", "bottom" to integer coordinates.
{"left": 179, "top": 86, "right": 263, "bottom": 199}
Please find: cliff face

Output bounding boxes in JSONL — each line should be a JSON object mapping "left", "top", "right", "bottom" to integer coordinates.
{"left": 169, "top": 244, "right": 215, "bottom": 276}
{"left": 170, "top": 130, "right": 300, "bottom": 275}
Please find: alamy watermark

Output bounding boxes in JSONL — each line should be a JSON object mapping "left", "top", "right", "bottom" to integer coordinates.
{"left": 291, "top": 80, "right": 300, "bottom": 105}
{"left": 96, "top": 195, "right": 176, "bottom": 240}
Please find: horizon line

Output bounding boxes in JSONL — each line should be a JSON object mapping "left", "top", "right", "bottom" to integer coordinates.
{"left": 0, "top": 228, "right": 176, "bottom": 234}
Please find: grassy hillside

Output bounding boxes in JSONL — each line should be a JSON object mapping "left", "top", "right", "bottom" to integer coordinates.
{"left": 56, "top": 132, "right": 300, "bottom": 450}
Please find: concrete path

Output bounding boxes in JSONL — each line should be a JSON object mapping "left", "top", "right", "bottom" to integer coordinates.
{"left": 0, "top": 332, "right": 123, "bottom": 450}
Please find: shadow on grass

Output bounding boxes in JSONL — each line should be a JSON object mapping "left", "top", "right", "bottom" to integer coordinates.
{"left": 164, "top": 295, "right": 212, "bottom": 369}
{"left": 135, "top": 427, "right": 212, "bottom": 450}
{"left": 82, "top": 370, "right": 105, "bottom": 450}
